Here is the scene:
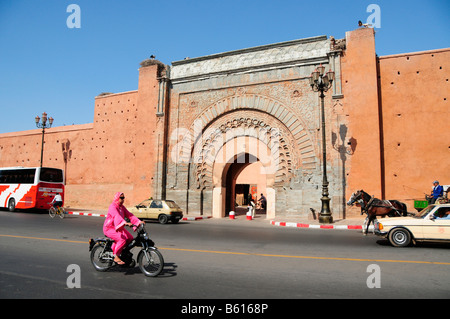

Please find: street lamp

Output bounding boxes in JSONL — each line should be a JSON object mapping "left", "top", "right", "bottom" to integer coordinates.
{"left": 35, "top": 112, "right": 54, "bottom": 167}
{"left": 309, "top": 65, "right": 335, "bottom": 224}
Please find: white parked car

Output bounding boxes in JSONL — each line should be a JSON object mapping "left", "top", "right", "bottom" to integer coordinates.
{"left": 374, "top": 204, "right": 450, "bottom": 247}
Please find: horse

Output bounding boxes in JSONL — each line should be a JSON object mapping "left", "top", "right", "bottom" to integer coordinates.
{"left": 347, "top": 190, "right": 408, "bottom": 235}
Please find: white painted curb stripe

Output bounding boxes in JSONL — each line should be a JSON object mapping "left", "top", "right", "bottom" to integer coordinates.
{"left": 67, "top": 212, "right": 213, "bottom": 221}
{"left": 270, "top": 220, "right": 373, "bottom": 231}
{"left": 182, "top": 216, "right": 212, "bottom": 221}
{"left": 67, "top": 211, "right": 106, "bottom": 217}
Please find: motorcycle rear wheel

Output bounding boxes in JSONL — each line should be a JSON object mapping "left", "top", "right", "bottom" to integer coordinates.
{"left": 137, "top": 249, "right": 164, "bottom": 277}
{"left": 90, "top": 243, "right": 113, "bottom": 271}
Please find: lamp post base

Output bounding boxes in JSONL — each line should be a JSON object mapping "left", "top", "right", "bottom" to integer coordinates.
{"left": 319, "top": 196, "right": 333, "bottom": 224}
{"left": 319, "top": 214, "right": 333, "bottom": 224}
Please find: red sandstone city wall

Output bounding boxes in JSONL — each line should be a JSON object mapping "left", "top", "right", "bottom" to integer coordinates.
{"left": 378, "top": 49, "right": 450, "bottom": 207}
{"left": 0, "top": 64, "right": 161, "bottom": 209}
{"left": 340, "top": 28, "right": 383, "bottom": 217}
{"left": 341, "top": 28, "right": 449, "bottom": 215}
{"left": 67, "top": 64, "right": 161, "bottom": 208}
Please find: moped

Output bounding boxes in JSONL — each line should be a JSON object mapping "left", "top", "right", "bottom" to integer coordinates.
{"left": 89, "top": 223, "right": 164, "bottom": 277}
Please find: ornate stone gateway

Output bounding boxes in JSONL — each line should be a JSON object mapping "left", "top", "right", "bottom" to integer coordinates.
{"left": 164, "top": 36, "right": 345, "bottom": 219}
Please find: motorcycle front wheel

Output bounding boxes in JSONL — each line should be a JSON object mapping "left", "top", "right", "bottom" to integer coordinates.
{"left": 137, "top": 248, "right": 164, "bottom": 277}
{"left": 90, "top": 243, "right": 113, "bottom": 271}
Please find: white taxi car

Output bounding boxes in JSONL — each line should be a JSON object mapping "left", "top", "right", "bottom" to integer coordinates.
{"left": 374, "top": 204, "right": 450, "bottom": 247}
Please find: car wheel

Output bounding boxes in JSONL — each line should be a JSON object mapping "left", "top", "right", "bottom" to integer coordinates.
{"left": 158, "top": 214, "right": 169, "bottom": 224}
{"left": 388, "top": 228, "right": 412, "bottom": 247}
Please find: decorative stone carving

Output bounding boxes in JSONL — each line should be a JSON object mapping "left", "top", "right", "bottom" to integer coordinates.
{"left": 188, "top": 112, "right": 301, "bottom": 190}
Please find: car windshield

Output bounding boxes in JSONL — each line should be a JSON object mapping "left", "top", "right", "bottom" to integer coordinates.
{"left": 415, "top": 205, "right": 435, "bottom": 219}
{"left": 166, "top": 200, "right": 180, "bottom": 208}
{"left": 137, "top": 199, "right": 152, "bottom": 207}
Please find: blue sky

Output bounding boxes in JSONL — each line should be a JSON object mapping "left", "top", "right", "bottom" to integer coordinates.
{"left": 0, "top": 0, "right": 449, "bottom": 134}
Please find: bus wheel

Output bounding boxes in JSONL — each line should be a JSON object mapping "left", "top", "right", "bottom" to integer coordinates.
{"left": 8, "top": 198, "right": 16, "bottom": 212}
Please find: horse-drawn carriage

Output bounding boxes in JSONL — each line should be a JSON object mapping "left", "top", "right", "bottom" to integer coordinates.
{"left": 348, "top": 185, "right": 450, "bottom": 235}
{"left": 347, "top": 190, "right": 411, "bottom": 235}
{"left": 414, "top": 184, "right": 449, "bottom": 211}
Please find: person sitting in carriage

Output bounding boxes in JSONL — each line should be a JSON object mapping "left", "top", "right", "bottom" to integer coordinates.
{"left": 430, "top": 180, "right": 444, "bottom": 204}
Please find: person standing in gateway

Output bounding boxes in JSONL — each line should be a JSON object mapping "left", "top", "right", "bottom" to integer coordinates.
{"left": 258, "top": 193, "right": 267, "bottom": 212}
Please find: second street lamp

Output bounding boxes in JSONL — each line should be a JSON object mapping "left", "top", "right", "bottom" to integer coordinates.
{"left": 309, "top": 65, "right": 335, "bottom": 224}
{"left": 35, "top": 112, "right": 54, "bottom": 168}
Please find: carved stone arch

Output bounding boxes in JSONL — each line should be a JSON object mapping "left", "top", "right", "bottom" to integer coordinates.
{"left": 189, "top": 109, "right": 304, "bottom": 191}
{"left": 173, "top": 94, "right": 319, "bottom": 219}
{"left": 178, "top": 94, "right": 317, "bottom": 182}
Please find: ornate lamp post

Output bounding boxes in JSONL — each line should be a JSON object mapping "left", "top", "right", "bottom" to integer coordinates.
{"left": 309, "top": 65, "right": 335, "bottom": 223}
{"left": 35, "top": 112, "right": 54, "bottom": 168}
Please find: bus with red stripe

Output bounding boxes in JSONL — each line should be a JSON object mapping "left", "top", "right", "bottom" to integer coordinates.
{"left": 0, "top": 167, "right": 64, "bottom": 211}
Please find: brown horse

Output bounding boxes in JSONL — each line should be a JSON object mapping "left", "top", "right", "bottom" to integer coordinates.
{"left": 347, "top": 190, "right": 408, "bottom": 234}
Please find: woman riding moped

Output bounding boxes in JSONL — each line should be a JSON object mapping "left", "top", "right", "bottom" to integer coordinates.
{"left": 103, "top": 192, "right": 145, "bottom": 265}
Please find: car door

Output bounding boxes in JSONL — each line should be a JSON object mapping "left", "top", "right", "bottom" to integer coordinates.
{"left": 149, "top": 200, "right": 163, "bottom": 219}
{"left": 137, "top": 200, "right": 151, "bottom": 218}
{"left": 422, "top": 207, "right": 450, "bottom": 240}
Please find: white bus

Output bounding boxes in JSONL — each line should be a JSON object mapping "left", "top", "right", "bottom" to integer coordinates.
{"left": 0, "top": 167, "right": 65, "bottom": 211}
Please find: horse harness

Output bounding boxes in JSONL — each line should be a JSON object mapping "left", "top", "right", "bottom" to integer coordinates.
{"left": 359, "top": 195, "right": 402, "bottom": 217}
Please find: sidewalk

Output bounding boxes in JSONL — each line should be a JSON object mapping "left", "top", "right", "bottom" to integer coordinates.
{"left": 65, "top": 207, "right": 369, "bottom": 231}
{"left": 216, "top": 206, "right": 369, "bottom": 230}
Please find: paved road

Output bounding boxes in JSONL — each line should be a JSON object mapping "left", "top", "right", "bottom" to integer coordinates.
{"left": 1, "top": 209, "right": 449, "bottom": 305}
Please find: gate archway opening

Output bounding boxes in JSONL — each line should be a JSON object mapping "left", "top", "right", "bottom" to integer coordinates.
{"left": 226, "top": 157, "right": 268, "bottom": 219}
{"left": 211, "top": 135, "right": 276, "bottom": 219}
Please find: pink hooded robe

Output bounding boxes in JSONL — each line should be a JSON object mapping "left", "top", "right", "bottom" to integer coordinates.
{"left": 103, "top": 192, "right": 141, "bottom": 257}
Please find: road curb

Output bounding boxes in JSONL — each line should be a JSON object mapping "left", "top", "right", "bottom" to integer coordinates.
{"left": 270, "top": 220, "right": 373, "bottom": 231}
{"left": 65, "top": 211, "right": 370, "bottom": 230}
{"left": 67, "top": 211, "right": 212, "bottom": 221}
{"left": 182, "top": 216, "right": 212, "bottom": 221}
{"left": 67, "top": 211, "right": 106, "bottom": 217}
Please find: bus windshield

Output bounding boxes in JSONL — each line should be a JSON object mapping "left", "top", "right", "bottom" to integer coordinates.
{"left": 39, "top": 168, "right": 64, "bottom": 183}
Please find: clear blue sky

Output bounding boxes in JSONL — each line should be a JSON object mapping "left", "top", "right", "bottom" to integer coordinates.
{"left": 0, "top": 0, "right": 449, "bottom": 134}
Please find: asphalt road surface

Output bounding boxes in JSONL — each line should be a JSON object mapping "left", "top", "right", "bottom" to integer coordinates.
{"left": 1, "top": 209, "right": 449, "bottom": 306}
